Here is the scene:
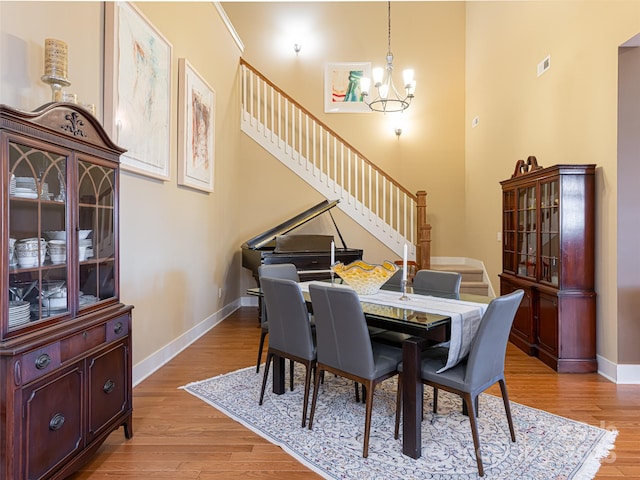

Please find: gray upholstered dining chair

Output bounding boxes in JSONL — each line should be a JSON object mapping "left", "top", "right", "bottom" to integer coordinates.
{"left": 256, "top": 263, "right": 300, "bottom": 376}
{"left": 380, "top": 268, "right": 404, "bottom": 291}
{"left": 308, "top": 283, "right": 403, "bottom": 458}
{"left": 258, "top": 276, "right": 317, "bottom": 427}
{"left": 412, "top": 269, "right": 462, "bottom": 296}
{"left": 394, "top": 289, "right": 524, "bottom": 477}
{"left": 373, "top": 269, "right": 463, "bottom": 347}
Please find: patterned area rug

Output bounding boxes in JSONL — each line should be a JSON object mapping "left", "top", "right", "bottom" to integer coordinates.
{"left": 182, "top": 365, "right": 616, "bottom": 480}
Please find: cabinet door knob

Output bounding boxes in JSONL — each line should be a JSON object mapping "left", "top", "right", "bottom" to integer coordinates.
{"left": 103, "top": 379, "right": 116, "bottom": 394}
{"left": 114, "top": 322, "right": 123, "bottom": 335}
{"left": 49, "top": 413, "right": 65, "bottom": 431}
{"left": 35, "top": 353, "right": 51, "bottom": 370}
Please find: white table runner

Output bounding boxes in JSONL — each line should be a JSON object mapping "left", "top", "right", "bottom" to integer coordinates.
{"left": 298, "top": 281, "right": 489, "bottom": 373}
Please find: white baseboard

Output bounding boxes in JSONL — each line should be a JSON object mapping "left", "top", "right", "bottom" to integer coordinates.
{"left": 597, "top": 354, "right": 640, "bottom": 383}
{"left": 132, "top": 299, "right": 242, "bottom": 387}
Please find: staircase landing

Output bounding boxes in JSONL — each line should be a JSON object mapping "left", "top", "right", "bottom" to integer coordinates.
{"left": 430, "top": 264, "right": 490, "bottom": 296}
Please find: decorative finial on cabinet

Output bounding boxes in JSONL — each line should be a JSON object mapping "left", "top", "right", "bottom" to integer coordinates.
{"left": 511, "top": 155, "right": 543, "bottom": 178}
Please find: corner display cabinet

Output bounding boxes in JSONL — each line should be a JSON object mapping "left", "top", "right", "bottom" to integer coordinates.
{"left": 499, "top": 157, "right": 596, "bottom": 373}
{"left": 1, "top": 103, "right": 133, "bottom": 479}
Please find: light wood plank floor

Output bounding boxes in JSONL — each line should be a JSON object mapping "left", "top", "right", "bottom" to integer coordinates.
{"left": 70, "top": 306, "right": 640, "bottom": 479}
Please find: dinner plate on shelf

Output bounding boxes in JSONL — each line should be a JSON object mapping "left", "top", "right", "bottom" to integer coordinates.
{"left": 12, "top": 191, "right": 38, "bottom": 199}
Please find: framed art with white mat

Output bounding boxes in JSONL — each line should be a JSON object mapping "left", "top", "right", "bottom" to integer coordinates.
{"left": 177, "top": 58, "right": 215, "bottom": 193}
{"left": 104, "top": 2, "right": 172, "bottom": 181}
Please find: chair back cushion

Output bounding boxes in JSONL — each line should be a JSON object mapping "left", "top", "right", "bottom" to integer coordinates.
{"left": 258, "top": 263, "right": 300, "bottom": 327}
{"left": 261, "top": 277, "right": 315, "bottom": 361}
{"left": 380, "top": 269, "right": 404, "bottom": 292}
{"left": 465, "top": 289, "right": 524, "bottom": 385}
{"left": 412, "top": 269, "right": 462, "bottom": 296}
{"left": 258, "top": 263, "right": 300, "bottom": 282}
{"left": 309, "top": 284, "right": 376, "bottom": 378}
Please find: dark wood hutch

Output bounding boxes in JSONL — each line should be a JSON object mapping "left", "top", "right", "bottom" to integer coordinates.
{"left": 1, "top": 103, "right": 133, "bottom": 479}
{"left": 499, "top": 157, "right": 596, "bottom": 373}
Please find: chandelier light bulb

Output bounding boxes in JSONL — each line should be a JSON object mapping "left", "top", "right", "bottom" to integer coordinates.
{"left": 360, "top": 77, "right": 371, "bottom": 95}
{"left": 372, "top": 67, "right": 384, "bottom": 87}
{"left": 403, "top": 69, "right": 414, "bottom": 88}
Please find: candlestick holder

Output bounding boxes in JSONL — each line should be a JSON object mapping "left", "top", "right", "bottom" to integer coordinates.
{"left": 399, "top": 279, "right": 410, "bottom": 301}
{"left": 41, "top": 38, "right": 71, "bottom": 102}
{"left": 41, "top": 75, "right": 71, "bottom": 102}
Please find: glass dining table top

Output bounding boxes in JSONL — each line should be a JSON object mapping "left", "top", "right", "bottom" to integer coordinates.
{"left": 247, "top": 280, "right": 492, "bottom": 337}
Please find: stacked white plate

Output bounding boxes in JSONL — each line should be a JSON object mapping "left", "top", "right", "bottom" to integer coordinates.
{"left": 8, "top": 300, "right": 30, "bottom": 327}
{"left": 9, "top": 174, "right": 16, "bottom": 196}
{"left": 13, "top": 177, "right": 37, "bottom": 199}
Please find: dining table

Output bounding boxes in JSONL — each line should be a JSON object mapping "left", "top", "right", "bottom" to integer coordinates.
{"left": 247, "top": 280, "right": 492, "bottom": 460}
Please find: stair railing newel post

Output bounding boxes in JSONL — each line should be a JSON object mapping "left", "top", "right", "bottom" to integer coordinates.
{"left": 416, "top": 190, "right": 431, "bottom": 270}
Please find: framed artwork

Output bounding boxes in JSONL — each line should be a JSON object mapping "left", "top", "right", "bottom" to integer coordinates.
{"left": 177, "top": 58, "right": 215, "bottom": 193}
{"left": 324, "top": 62, "right": 371, "bottom": 113}
{"left": 104, "top": 2, "right": 172, "bottom": 181}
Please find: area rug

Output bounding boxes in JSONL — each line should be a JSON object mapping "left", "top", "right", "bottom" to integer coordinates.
{"left": 181, "top": 364, "right": 617, "bottom": 480}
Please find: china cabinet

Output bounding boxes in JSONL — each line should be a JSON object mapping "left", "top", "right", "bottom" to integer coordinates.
{"left": 499, "top": 157, "right": 596, "bottom": 372}
{"left": 1, "top": 103, "right": 133, "bottom": 479}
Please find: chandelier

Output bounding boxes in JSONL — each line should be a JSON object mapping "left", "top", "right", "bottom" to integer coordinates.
{"left": 360, "top": 2, "right": 416, "bottom": 114}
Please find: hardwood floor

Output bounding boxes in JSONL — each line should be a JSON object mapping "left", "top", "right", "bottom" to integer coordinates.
{"left": 70, "top": 306, "right": 640, "bottom": 479}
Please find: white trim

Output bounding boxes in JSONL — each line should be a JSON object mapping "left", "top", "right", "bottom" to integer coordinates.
{"left": 132, "top": 299, "right": 242, "bottom": 387}
{"left": 614, "top": 362, "right": 640, "bottom": 384}
{"left": 596, "top": 354, "right": 640, "bottom": 384}
{"left": 596, "top": 354, "right": 618, "bottom": 383}
{"left": 214, "top": 2, "right": 244, "bottom": 53}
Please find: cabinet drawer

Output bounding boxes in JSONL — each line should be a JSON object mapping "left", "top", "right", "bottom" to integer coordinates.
{"left": 88, "top": 343, "right": 128, "bottom": 439}
{"left": 60, "top": 323, "right": 106, "bottom": 363}
{"left": 106, "top": 315, "right": 129, "bottom": 343}
{"left": 22, "top": 343, "right": 61, "bottom": 385}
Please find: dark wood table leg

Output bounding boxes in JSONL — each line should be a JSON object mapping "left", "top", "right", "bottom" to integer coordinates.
{"left": 272, "top": 355, "right": 285, "bottom": 394}
{"left": 402, "top": 336, "right": 426, "bottom": 459}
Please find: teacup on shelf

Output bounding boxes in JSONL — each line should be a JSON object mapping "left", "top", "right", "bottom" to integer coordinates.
{"left": 48, "top": 240, "right": 66, "bottom": 264}
{"left": 15, "top": 238, "right": 47, "bottom": 268}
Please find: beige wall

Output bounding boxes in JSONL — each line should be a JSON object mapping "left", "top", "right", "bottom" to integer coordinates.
{"left": 464, "top": 1, "right": 640, "bottom": 364}
{"left": 0, "top": 2, "right": 244, "bottom": 370}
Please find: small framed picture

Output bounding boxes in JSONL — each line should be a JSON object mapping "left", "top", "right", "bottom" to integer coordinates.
{"left": 324, "top": 62, "right": 371, "bottom": 113}
{"left": 177, "top": 58, "right": 215, "bottom": 193}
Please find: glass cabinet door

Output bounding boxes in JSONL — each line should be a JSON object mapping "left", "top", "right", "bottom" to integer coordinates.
{"left": 502, "top": 190, "right": 516, "bottom": 273}
{"left": 8, "top": 140, "right": 69, "bottom": 331}
{"left": 77, "top": 159, "right": 116, "bottom": 308}
{"left": 540, "top": 179, "right": 559, "bottom": 286}
{"left": 517, "top": 185, "right": 537, "bottom": 278}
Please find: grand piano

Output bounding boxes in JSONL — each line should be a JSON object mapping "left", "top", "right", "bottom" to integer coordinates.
{"left": 241, "top": 199, "right": 363, "bottom": 285}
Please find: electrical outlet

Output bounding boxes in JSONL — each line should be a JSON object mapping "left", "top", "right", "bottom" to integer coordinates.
{"left": 537, "top": 55, "right": 551, "bottom": 76}
{"left": 497, "top": 232, "right": 502, "bottom": 242}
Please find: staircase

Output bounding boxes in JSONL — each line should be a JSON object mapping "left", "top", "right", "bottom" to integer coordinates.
{"left": 239, "top": 59, "right": 431, "bottom": 267}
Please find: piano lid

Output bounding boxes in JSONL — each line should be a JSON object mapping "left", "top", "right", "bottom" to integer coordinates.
{"left": 242, "top": 199, "right": 340, "bottom": 250}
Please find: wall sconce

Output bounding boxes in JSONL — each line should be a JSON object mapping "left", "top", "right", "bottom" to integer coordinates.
{"left": 294, "top": 43, "right": 301, "bottom": 55}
